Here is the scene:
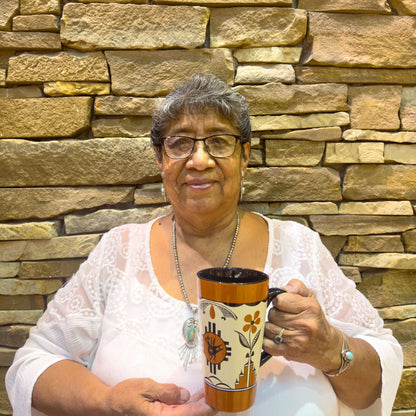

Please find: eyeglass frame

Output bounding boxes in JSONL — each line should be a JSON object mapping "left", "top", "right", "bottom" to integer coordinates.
{"left": 159, "top": 134, "right": 242, "bottom": 159}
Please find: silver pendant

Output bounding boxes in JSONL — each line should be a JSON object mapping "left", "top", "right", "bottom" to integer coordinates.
{"left": 178, "top": 316, "right": 199, "bottom": 371}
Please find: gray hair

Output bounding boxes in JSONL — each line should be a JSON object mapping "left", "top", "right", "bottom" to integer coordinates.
{"left": 150, "top": 74, "right": 251, "bottom": 148}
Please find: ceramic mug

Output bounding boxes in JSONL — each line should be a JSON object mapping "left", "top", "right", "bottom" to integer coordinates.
{"left": 197, "top": 267, "right": 285, "bottom": 412}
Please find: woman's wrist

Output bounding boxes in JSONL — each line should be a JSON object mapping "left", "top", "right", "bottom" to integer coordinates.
{"left": 323, "top": 334, "right": 354, "bottom": 377}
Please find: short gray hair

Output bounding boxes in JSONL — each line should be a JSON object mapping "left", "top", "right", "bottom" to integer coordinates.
{"left": 150, "top": 73, "right": 251, "bottom": 147}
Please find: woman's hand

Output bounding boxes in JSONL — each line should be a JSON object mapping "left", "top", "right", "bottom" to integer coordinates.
{"left": 263, "top": 279, "right": 342, "bottom": 373}
{"left": 105, "top": 378, "right": 217, "bottom": 416}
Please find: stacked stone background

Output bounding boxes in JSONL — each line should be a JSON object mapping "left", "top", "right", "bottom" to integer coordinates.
{"left": 1, "top": 0, "right": 416, "bottom": 414}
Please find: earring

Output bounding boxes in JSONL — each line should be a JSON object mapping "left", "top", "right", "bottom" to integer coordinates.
{"left": 160, "top": 184, "right": 167, "bottom": 203}
{"left": 240, "top": 171, "right": 246, "bottom": 203}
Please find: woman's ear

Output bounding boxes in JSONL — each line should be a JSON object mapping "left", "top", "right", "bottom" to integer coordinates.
{"left": 241, "top": 142, "right": 250, "bottom": 168}
{"left": 153, "top": 145, "right": 163, "bottom": 169}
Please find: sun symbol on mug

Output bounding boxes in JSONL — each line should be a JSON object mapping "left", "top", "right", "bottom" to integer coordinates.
{"left": 203, "top": 322, "right": 232, "bottom": 375}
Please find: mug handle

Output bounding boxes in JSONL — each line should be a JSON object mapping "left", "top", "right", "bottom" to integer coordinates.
{"left": 260, "top": 287, "right": 286, "bottom": 366}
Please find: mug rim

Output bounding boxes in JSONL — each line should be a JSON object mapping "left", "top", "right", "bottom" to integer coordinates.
{"left": 197, "top": 267, "right": 269, "bottom": 284}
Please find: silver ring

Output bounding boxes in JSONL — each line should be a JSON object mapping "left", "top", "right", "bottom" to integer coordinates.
{"left": 274, "top": 328, "right": 286, "bottom": 344}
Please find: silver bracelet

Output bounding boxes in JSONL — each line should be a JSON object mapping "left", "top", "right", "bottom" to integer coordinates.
{"left": 324, "top": 334, "right": 354, "bottom": 377}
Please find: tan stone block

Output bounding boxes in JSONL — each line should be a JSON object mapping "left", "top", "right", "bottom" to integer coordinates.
{"left": 0, "top": 347, "right": 17, "bottom": 366}
{"left": 403, "top": 230, "right": 416, "bottom": 253}
{"left": 235, "top": 64, "right": 295, "bottom": 84}
{"left": 234, "top": 47, "right": 302, "bottom": 64}
{"left": 20, "top": 0, "right": 61, "bottom": 14}
{"left": 106, "top": 49, "right": 234, "bottom": 97}
{"left": 235, "top": 83, "right": 348, "bottom": 115}
{"left": 44, "top": 82, "right": 110, "bottom": 97}
{"left": 19, "top": 260, "right": 84, "bottom": 279}
{"left": 0, "top": 32, "right": 61, "bottom": 51}
{"left": 245, "top": 167, "right": 341, "bottom": 202}
{"left": 401, "top": 105, "right": 416, "bottom": 131}
{"left": 305, "top": 13, "right": 416, "bottom": 68}
{"left": 339, "top": 201, "right": 414, "bottom": 215}
{"left": 0, "top": 310, "right": 43, "bottom": 325}
{"left": 325, "top": 142, "right": 384, "bottom": 164}
{"left": 0, "top": 294, "right": 44, "bottom": 310}
{"left": 0, "top": 222, "right": 60, "bottom": 241}
{"left": 378, "top": 305, "right": 416, "bottom": 321}
{"left": 349, "top": 85, "right": 401, "bottom": 130}
{"left": 358, "top": 269, "right": 416, "bottom": 307}
{"left": 385, "top": 144, "right": 416, "bottom": 164}
{"left": 154, "top": 0, "right": 292, "bottom": 4}
{"left": 320, "top": 236, "right": 347, "bottom": 259}
{"left": 262, "top": 127, "right": 342, "bottom": 142}
{"left": 265, "top": 140, "right": 324, "bottom": 166}
{"left": 0, "top": 325, "right": 31, "bottom": 347}
{"left": 394, "top": 368, "right": 416, "bottom": 409}
{"left": 92, "top": 117, "right": 152, "bottom": 138}
{"left": 298, "top": 0, "right": 391, "bottom": 12}
{"left": 95, "top": 97, "right": 161, "bottom": 116}
{"left": 343, "top": 165, "right": 416, "bottom": 200}
{"left": 340, "top": 252, "right": 416, "bottom": 269}
{"left": 0, "top": 86, "right": 43, "bottom": 98}
{"left": 390, "top": 0, "right": 416, "bottom": 15}
{"left": 13, "top": 14, "right": 59, "bottom": 32}
{"left": 0, "top": 68, "right": 5, "bottom": 86}
{"left": 402, "top": 86, "right": 416, "bottom": 105}
{"left": 0, "top": 262, "right": 19, "bottom": 278}
{"left": 271, "top": 202, "right": 338, "bottom": 215}
{"left": 251, "top": 112, "right": 349, "bottom": 131}
{"left": 311, "top": 215, "right": 416, "bottom": 236}
{"left": 339, "top": 266, "right": 361, "bottom": 283}
{"left": 248, "top": 149, "right": 263, "bottom": 166}
{"left": 0, "top": 279, "right": 63, "bottom": 295}
{"left": 343, "top": 129, "right": 416, "bottom": 143}
{"left": 77, "top": 0, "right": 146, "bottom": 2}
{"left": 0, "top": 97, "right": 92, "bottom": 138}
{"left": 8, "top": 52, "right": 109, "bottom": 83}
{"left": 61, "top": 3, "right": 209, "bottom": 51}
{"left": 0, "top": 241, "right": 25, "bottom": 262}
{"left": 344, "top": 235, "right": 404, "bottom": 253}
{"left": 386, "top": 319, "right": 416, "bottom": 367}
{"left": 296, "top": 66, "right": 416, "bottom": 85}
{"left": 211, "top": 7, "right": 306, "bottom": 48}
{"left": 391, "top": 411, "right": 416, "bottom": 416}
{"left": 134, "top": 183, "right": 166, "bottom": 205}
{"left": 0, "top": 138, "right": 160, "bottom": 187}
{"left": 0, "top": 0, "right": 19, "bottom": 30}
{"left": 65, "top": 207, "right": 172, "bottom": 235}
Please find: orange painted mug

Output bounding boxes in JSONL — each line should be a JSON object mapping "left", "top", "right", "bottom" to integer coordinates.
{"left": 197, "top": 267, "right": 285, "bottom": 412}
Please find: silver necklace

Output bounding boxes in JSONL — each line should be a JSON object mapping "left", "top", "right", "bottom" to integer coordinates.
{"left": 174, "top": 211, "right": 240, "bottom": 370}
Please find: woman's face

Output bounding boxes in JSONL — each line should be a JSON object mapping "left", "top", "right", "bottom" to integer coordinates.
{"left": 157, "top": 111, "right": 250, "bottom": 219}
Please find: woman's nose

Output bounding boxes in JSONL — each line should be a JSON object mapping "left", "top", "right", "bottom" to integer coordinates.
{"left": 186, "top": 140, "right": 216, "bottom": 169}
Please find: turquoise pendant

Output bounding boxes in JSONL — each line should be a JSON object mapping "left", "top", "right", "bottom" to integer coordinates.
{"left": 178, "top": 316, "right": 199, "bottom": 370}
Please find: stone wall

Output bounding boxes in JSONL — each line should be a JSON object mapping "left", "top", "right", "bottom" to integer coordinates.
{"left": 1, "top": 0, "right": 415, "bottom": 414}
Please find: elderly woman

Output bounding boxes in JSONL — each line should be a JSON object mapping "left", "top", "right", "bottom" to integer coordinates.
{"left": 7, "top": 74, "right": 402, "bottom": 416}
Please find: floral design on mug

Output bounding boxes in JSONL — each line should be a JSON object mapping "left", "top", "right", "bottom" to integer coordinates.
{"left": 234, "top": 310, "right": 261, "bottom": 388}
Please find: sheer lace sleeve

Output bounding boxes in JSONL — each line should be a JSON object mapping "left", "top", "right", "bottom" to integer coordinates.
{"left": 267, "top": 219, "right": 403, "bottom": 416}
{"left": 5, "top": 230, "right": 112, "bottom": 416}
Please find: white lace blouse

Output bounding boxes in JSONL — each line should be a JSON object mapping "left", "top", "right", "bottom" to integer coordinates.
{"left": 6, "top": 215, "right": 403, "bottom": 416}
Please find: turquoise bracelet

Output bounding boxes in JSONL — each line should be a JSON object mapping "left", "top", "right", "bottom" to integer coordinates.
{"left": 324, "top": 334, "right": 354, "bottom": 377}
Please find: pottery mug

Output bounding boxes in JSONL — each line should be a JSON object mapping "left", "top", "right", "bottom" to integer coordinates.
{"left": 197, "top": 267, "right": 285, "bottom": 412}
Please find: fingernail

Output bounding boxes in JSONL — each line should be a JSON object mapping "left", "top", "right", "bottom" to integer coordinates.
{"left": 179, "top": 388, "right": 190, "bottom": 403}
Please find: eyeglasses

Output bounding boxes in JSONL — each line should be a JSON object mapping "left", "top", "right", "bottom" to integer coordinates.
{"left": 161, "top": 134, "right": 240, "bottom": 159}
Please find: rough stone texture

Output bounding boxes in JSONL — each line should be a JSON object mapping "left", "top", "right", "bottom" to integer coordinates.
{"left": 296, "top": 66, "right": 416, "bottom": 85}
{"left": 379, "top": 305, "right": 416, "bottom": 321}
{"left": 19, "top": 260, "right": 84, "bottom": 279}
{"left": 265, "top": 140, "right": 325, "bottom": 166}
{"left": 325, "top": 142, "right": 384, "bottom": 164}
{"left": 0, "top": 347, "right": 18, "bottom": 366}
{"left": 386, "top": 319, "right": 416, "bottom": 367}
{"left": 92, "top": 117, "right": 152, "bottom": 138}
{"left": 0, "top": 0, "right": 19, "bottom": 30}
{"left": 0, "top": 138, "right": 160, "bottom": 187}
{"left": 65, "top": 207, "right": 172, "bottom": 234}
{"left": 344, "top": 235, "right": 404, "bottom": 253}
{"left": 235, "top": 64, "right": 295, "bottom": 84}
{"left": 394, "top": 368, "right": 416, "bottom": 409}
{"left": 0, "top": 325, "right": 31, "bottom": 348}
{"left": 61, "top": 4, "right": 209, "bottom": 51}
{"left": 0, "top": 32, "right": 61, "bottom": 51}
{"left": 343, "top": 129, "right": 416, "bottom": 143}
{"left": 234, "top": 47, "right": 302, "bottom": 63}
{"left": 44, "top": 82, "right": 111, "bottom": 97}
{"left": 311, "top": 215, "right": 416, "bottom": 236}
{"left": 154, "top": 0, "right": 292, "bottom": 4}
{"left": 0, "top": 263, "right": 19, "bottom": 278}
{"left": 403, "top": 230, "right": 416, "bottom": 253}
{"left": 12, "top": 14, "right": 59, "bottom": 32}
{"left": 385, "top": 144, "right": 416, "bottom": 164}
{"left": 95, "top": 97, "right": 161, "bottom": 116}
{"left": 106, "top": 49, "right": 234, "bottom": 97}
{"left": 401, "top": 105, "right": 416, "bottom": 131}
{"left": 245, "top": 167, "right": 342, "bottom": 202}
{"left": 340, "top": 253, "right": 416, "bottom": 269}
{"left": 339, "top": 266, "right": 361, "bottom": 283}
{"left": 134, "top": 184, "right": 166, "bottom": 205}
{"left": 0, "top": 97, "right": 92, "bottom": 138}
{"left": 250, "top": 112, "right": 350, "bottom": 131}
{"left": 271, "top": 202, "right": 338, "bottom": 215}
{"left": 234, "top": 82, "right": 348, "bottom": 115}
{"left": 20, "top": 0, "right": 61, "bottom": 15}
{"left": 0, "top": 187, "right": 134, "bottom": 221}
{"left": 7, "top": 52, "right": 109, "bottom": 83}
{"left": 298, "top": 0, "right": 391, "bottom": 12}
{"left": 0, "top": 86, "right": 43, "bottom": 98}
{"left": 0, "top": 279, "right": 63, "bottom": 296}
{"left": 210, "top": 8, "right": 307, "bottom": 48}
{"left": 339, "top": 201, "right": 414, "bottom": 215}
{"left": 390, "top": 0, "right": 416, "bottom": 15}
{"left": 262, "top": 127, "right": 341, "bottom": 141}
{"left": 343, "top": 165, "right": 416, "bottom": 200}
{"left": 304, "top": 13, "right": 416, "bottom": 68}
{"left": 0, "top": 222, "right": 60, "bottom": 241}
{"left": 0, "top": 295, "right": 44, "bottom": 310}
{"left": 349, "top": 85, "right": 401, "bottom": 130}
{"left": 0, "top": 69, "right": 6, "bottom": 86}
{"left": 0, "top": 310, "right": 43, "bottom": 325}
